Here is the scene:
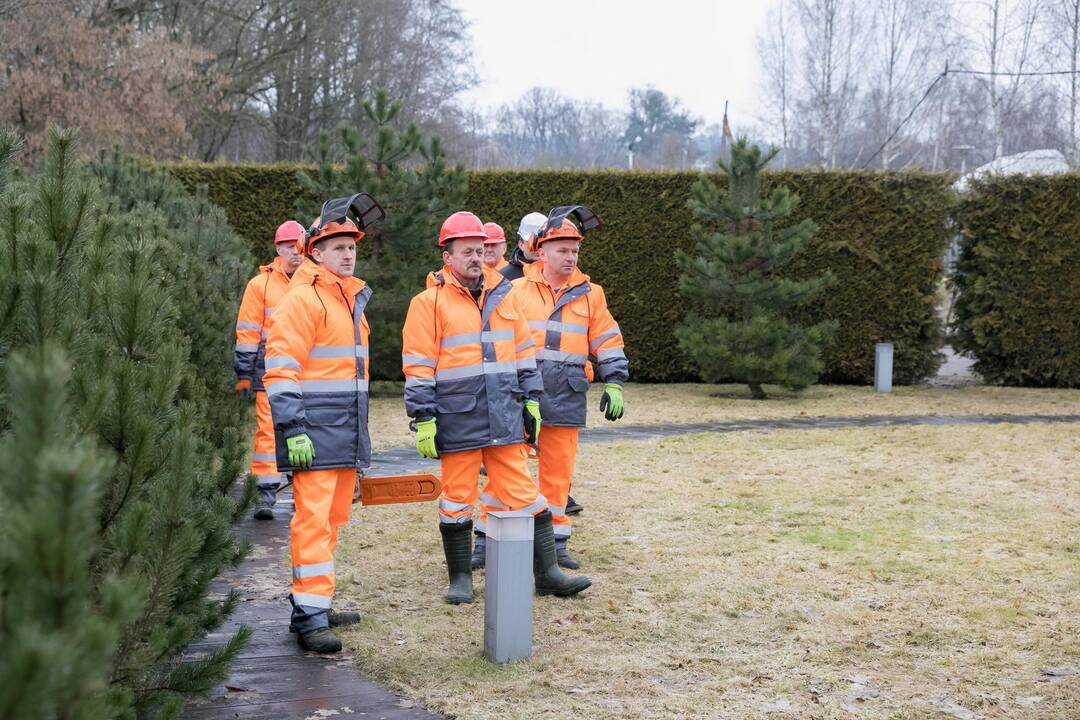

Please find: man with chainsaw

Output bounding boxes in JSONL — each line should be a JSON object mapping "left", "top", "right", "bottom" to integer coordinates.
{"left": 402, "top": 210, "right": 592, "bottom": 605}
{"left": 234, "top": 220, "right": 306, "bottom": 519}
{"left": 510, "top": 206, "right": 628, "bottom": 569}
{"left": 263, "top": 194, "right": 384, "bottom": 653}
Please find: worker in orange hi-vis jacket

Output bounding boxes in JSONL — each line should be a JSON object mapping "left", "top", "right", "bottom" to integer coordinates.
{"left": 510, "top": 206, "right": 627, "bottom": 570}
{"left": 482, "top": 221, "right": 510, "bottom": 272}
{"left": 401, "top": 211, "right": 592, "bottom": 605}
{"left": 263, "top": 194, "right": 385, "bottom": 654}
{"left": 234, "top": 220, "right": 306, "bottom": 519}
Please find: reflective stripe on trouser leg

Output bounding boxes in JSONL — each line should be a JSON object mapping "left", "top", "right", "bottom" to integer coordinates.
{"left": 251, "top": 391, "right": 280, "bottom": 476}
{"left": 438, "top": 449, "right": 482, "bottom": 524}
{"left": 480, "top": 443, "right": 546, "bottom": 515}
{"left": 538, "top": 426, "right": 579, "bottom": 537}
{"left": 290, "top": 467, "right": 354, "bottom": 631}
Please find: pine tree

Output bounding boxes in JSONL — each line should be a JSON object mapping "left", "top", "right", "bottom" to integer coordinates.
{"left": 297, "top": 88, "right": 469, "bottom": 379}
{"left": 676, "top": 138, "right": 835, "bottom": 399}
{"left": 0, "top": 127, "right": 251, "bottom": 717}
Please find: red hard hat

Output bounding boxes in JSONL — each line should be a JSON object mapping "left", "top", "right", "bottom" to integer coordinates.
{"left": 531, "top": 218, "right": 583, "bottom": 252}
{"left": 482, "top": 222, "right": 506, "bottom": 245}
{"left": 438, "top": 211, "right": 487, "bottom": 247}
{"left": 274, "top": 220, "right": 306, "bottom": 246}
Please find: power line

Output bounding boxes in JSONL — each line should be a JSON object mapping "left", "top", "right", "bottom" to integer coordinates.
{"left": 860, "top": 63, "right": 1080, "bottom": 169}
{"left": 861, "top": 65, "right": 949, "bottom": 169}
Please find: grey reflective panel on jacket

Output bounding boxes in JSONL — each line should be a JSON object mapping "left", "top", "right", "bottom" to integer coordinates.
{"left": 538, "top": 287, "right": 593, "bottom": 427}
{"left": 271, "top": 286, "right": 373, "bottom": 472}
{"left": 436, "top": 277, "right": 528, "bottom": 453}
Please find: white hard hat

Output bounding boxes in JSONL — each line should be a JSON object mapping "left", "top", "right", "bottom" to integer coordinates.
{"left": 518, "top": 212, "right": 548, "bottom": 242}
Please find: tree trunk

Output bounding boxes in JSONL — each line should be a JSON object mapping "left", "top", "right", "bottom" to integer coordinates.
{"left": 749, "top": 382, "right": 768, "bottom": 400}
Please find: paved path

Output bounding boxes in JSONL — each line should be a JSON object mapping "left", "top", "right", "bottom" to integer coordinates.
{"left": 184, "top": 411, "right": 1080, "bottom": 718}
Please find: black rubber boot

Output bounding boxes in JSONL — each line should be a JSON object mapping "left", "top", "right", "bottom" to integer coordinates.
{"left": 298, "top": 628, "right": 342, "bottom": 653}
{"left": 439, "top": 520, "right": 474, "bottom": 604}
{"left": 328, "top": 609, "right": 361, "bottom": 627}
{"left": 533, "top": 511, "right": 591, "bottom": 597}
{"left": 471, "top": 531, "right": 487, "bottom": 570}
{"left": 566, "top": 495, "right": 583, "bottom": 515}
{"left": 555, "top": 537, "right": 580, "bottom": 569}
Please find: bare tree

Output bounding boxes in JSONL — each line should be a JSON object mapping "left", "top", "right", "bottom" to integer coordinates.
{"left": 966, "top": 0, "right": 1045, "bottom": 159}
{"left": 1049, "top": 0, "right": 1080, "bottom": 164}
{"left": 758, "top": 0, "right": 795, "bottom": 166}
{"left": 794, "top": 0, "right": 867, "bottom": 167}
{"left": 864, "top": 0, "right": 952, "bottom": 167}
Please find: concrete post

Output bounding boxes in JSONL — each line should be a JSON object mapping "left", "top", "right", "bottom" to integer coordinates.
{"left": 483, "top": 510, "right": 534, "bottom": 663}
{"left": 875, "top": 342, "right": 894, "bottom": 393}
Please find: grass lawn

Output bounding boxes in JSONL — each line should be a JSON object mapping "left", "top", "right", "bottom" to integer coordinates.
{"left": 330, "top": 422, "right": 1080, "bottom": 719}
{"left": 366, "top": 381, "right": 1080, "bottom": 450}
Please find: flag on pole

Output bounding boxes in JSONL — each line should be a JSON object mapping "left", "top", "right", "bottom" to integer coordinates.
{"left": 719, "top": 100, "right": 734, "bottom": 166}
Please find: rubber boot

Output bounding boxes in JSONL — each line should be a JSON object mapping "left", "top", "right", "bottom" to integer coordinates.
{"left": 555, "top": 537, "right": 580, "bottom": 569}
{"left": 439, "top": 520, "right": 474, "bottom": 604}
{"left": 328, "top": 609, "right": 361, "bottom": 627}
{"left": 298, "top": 628, "right": 342, "bottom": 653}
{"left": 533, "top": 511, "right": 591, "bottom": 597}
{"left": 471, "top": 531, "right": 487, "bottom": 570}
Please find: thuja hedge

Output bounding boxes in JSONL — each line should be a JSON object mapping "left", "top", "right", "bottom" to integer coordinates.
{"left": 952, "top": 174, "right": 1080, "bottom": 387}
{"left": 167, "top": 163, "right": 954, "bottom": 384}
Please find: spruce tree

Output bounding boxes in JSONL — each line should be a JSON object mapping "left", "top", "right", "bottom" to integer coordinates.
{"left": 676, "top": 138, "right": 835, "bottom": 399}
{"left": 297, "top": 88, "right": 469, "bottom": 379}
{"left": 0, "top": 127, "right": 251, "bottom": 718}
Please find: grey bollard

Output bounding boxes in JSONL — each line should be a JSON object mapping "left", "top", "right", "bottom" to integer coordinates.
{"left": 484, "top": 510, "right": 534, "bottom": 663}
{"left": 875, "top": 342, "right": 894, "bottom": 393}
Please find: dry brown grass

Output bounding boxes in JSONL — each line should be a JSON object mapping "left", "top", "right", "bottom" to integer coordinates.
{"left": 329, "top": 422, "right": 1080, "bottom": 719}
{"left": 365, "top": 381, "right": 1080, "bottom": 450}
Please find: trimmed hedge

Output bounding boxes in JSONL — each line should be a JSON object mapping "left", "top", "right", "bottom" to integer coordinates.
{"left": 952, "top": 174, "right": 1080, "bottom": 387}
{"left": 167, "top": 164, "right": 954, "bottom": 384}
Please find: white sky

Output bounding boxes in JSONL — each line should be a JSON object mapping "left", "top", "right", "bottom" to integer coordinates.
{"left": 456, "top": 0, "right": 772, "bottom": 129}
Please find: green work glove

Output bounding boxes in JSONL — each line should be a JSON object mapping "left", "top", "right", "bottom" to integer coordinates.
{"left": 599, "top": 383, "right": 624, "bottom": 421}
{"left": 286, "top": 433, "right": 315, "bottom": 468}
{"left": 523, "top": 399, "right": 542, "bottom": 445}
{"left": 415, "top": 418, "right": 438, "bottom": 459}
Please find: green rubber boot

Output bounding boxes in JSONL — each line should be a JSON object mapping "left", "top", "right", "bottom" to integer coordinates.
{"left": 439, "top": 520, "right": 474, "bottom": 604}
{"left": 533, "top": 511, "right": 591, "bottom": 597}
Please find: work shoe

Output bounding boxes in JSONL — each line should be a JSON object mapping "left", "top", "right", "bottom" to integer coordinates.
{"left": 439, "top": 520, "right": 474, "bottom": 604}
{"left": 566, "top": 495, "right": 583, "bottom": 515}
{"left": 471, "top": 531, "right": 487, "bottom": 570}
{"left": 253, "top": 484, "right": 277, "bottom": 520}
{"left": 555, "top": 537, "right": 579, "bottom": 569}
{"left": 298, "top": 628, "right": 342, "bottom": 654}
{"left": 533, "top": 511, "right": 591, "bottom": 597}
{"left": 328, "top": 609, "right": 361, "bottom": 627}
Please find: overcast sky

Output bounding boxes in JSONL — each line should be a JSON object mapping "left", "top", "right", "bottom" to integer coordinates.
{"left": 456, "top": 0, "right": 772, "bottom": 129}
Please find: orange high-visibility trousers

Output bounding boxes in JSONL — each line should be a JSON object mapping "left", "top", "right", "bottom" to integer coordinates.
{"left": 290, "top": 468, "right": 356, "bottom": 613}
{"left": 439, "top": 443, "right": 547, "bottom": 530}
{"left": 537, "top": 426, "right": 579, "bottom": 538}
{"left": 251, "top": 391, "right": 281, "bottom": 489}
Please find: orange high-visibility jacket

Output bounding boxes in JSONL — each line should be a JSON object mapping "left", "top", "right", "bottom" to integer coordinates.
{"left": 513, "top": 262, "right": 628, "bottom": 426}
{"left": 234, "top": 257, "right": 293, "bottom": 390}
{"left": 263, "top": 259, "right": 372, "bottom": 472}
{"left": 402, "top": 265, "right": 542, "bottom": 453}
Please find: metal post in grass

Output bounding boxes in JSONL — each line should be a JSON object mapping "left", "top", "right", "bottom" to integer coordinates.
{"left": 484, "top": 510, "right": 534, "bottom": 663}
{"left": 875, "top": 342, "right": 894, "bottom": 393}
